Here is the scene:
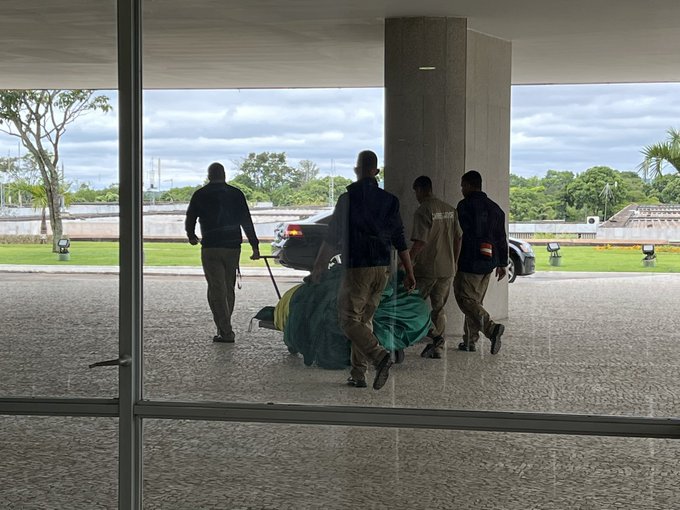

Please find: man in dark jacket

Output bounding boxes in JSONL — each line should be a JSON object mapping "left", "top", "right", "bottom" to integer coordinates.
{"left": 186, "top": 162, "right": 260, "bottom": 343}
{"left": 311, "top": 150, "right": 416, "bottom": 390}
{"left": 454, "top": 170, "right": 507, "bottom": 354}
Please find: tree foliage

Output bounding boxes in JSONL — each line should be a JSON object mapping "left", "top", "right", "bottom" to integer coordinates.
{"left": 509, "top": 165, "right": 673, "bottom": 222}
{"left": 638, "top": 128, "right": 680, "bottom": 180}
{"left": 0, "top": 90, "right": 112, "bottom": 251}
{"left": 234, "top": 152, "right": 304, "bottom": 194}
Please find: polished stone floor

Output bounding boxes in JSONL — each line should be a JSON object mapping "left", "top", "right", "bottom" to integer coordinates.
{"left": 1, "top": 272, "right": 679, "bottom": 508}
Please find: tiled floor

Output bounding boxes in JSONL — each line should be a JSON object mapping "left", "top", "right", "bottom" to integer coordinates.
{"left": 1, "top": 271, "right": 679, "bottom": 508}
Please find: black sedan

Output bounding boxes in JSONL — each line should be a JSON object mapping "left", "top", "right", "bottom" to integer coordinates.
{"left": 272, "top": 211, "right": 535, "bottom": 282}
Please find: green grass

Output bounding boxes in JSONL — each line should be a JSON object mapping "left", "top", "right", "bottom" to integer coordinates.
{"left": 0, "top": 242, "right": 272, "bottom": 267}
{"left": 533, "top": 245, "right": 680, "bottom": 273}
{"left": 2, "top": 242, "right": 680, "bottom": 273}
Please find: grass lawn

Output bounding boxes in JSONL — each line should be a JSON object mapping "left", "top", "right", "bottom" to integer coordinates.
{"left": 0, "top": 242, "right": 272, "bottom": 267}
{"left": 532, "top": 245, "right": 680, "bottom": 273}
{"left": 2, "top": 242, "right": 680, "bottom": 273}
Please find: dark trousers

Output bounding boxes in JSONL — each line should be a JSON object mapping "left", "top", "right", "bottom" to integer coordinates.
{"left": 201, "top": 247, "right": 240, "bottom": 340}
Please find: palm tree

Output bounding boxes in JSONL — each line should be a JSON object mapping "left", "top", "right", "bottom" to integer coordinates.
{"left": 11, "top": 180, "right": 70, "bottom": 250}
{"left": 638, "top": 128, "right": 680, "bottom": 180}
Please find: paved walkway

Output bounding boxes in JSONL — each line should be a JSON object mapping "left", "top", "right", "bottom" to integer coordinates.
{"left": 1, "top": 271, "right": 679, "bottom": 508}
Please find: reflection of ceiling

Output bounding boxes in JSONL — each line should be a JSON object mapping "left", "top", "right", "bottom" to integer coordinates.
{"left": 2, "top": 0, "right": 680, "bottom": 88}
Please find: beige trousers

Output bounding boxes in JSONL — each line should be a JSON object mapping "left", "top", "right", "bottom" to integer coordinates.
{"left": 338, "top": 266, "right": 390, "bottom": 381}
{"left": 201, "top": 247, "right": 240, "bottom": 339}
{"left": 453, "top": 271, "right": 496, "bottom": 347}
{"left": 416, "top": 276, "right": 453, "bottom": 339}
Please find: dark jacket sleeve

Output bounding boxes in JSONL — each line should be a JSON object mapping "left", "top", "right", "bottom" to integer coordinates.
{"left": 238, "top": 191, "right": 259, "bottom": 248}
{"left": 389, "top": 198, "right": 408, "bottom": 252}
{"left": 494, "top": 206, "right": 508, "bottom": 267}
{"left": 185, "top": 192, "right": 199, "bottom": 238}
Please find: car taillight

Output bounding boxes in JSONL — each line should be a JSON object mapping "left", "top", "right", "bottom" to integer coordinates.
{"left": 284, "top": 224, "right": 304, "bottom": 238}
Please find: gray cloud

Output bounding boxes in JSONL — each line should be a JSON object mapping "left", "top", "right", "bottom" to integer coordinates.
{"left": 1, "top": 84, "right": 679, "bottom": 189}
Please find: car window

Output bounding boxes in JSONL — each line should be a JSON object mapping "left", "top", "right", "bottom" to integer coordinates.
{"left": 301, "top": 210, "right": 333, "bottom": 224}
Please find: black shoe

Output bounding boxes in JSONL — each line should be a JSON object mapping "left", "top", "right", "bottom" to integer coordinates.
{"left": 431, "top": 350, "right": 442, "bottom": 359}
{"left": 393, "top": 349, "right": 405, "bottom": 364}
{"left": 347, "top": 377, "right": 367, "bottom": 388}
{"left": 457, "top": 342, "right": 476, "bottom": 352}
{"left": 213, "top": 334, "right": 235, "bottom": 343}
{"left": 490, "top": 324, "right": 504, "bottom": 355}
{"left": 431, "top": 335, "right": 445, "bottom": 349}
{"left": 373, "top": 353, "right": 393, "bottom": 390}
{"left": 421, "top": 343, "right": 436, "bottom": 358}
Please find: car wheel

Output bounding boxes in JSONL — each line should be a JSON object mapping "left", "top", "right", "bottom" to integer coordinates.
{"left": 508, "top": 256, "right": 518, "bottom": 283}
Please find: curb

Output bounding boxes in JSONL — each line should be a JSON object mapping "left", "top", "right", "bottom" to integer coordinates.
{"left": 0, "top": 264, "right": 309, "bottom": 278}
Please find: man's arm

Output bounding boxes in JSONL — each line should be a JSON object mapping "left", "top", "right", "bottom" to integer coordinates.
{"left": 398, "top": 249, "right": 416, "bottom": 291}
{"left": 453, "top": 210, "right": 463, "bottom": 266}
{"left": 185, "top": 194, "right": 200, "bottom": 245}
{"left": 409, "top": 208, "right": 430, "bottom": 265}
{"left": 409, "top": 240, "right": 426, "bottom": 262}
{"left": 390, "top": 200, "right": 415, "bottom": 290}
{"left": 494, "top": 207, "right": 508, "bottom": 280}
{"left": 238, "top": 193, "right": 260, "bottom": 259}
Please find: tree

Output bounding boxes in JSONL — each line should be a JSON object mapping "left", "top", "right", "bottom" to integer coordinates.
{"left": 11, "top": 180, "right": 71, "bottom": 240}
{"left": 660, "top": 176, "right": 680, "bottom": 203}
{"left": 233, "top": 152, "right": 303, "bottom": 195}
{"left": 297, "top": 159, "right": 320, "bottom": 184}
{"left": 566, "top": 166, "right": 628, "bottom": 220}
{"left": 0, "top": 90, "right": 112, "bottom": 251}
{"left": 69, "top": 183, "right": 99, "bottom": 203}
{"left": 638, "top": 127, "right": 680, "bottom": 180}
{"left": 159, "top": 185, "right": 202, "bottom": 203}
{"left": 509, "top": 186, "right": 557, "bottom": 221}
{"left": 228, "top": 178, "right": 270, "bottom": 204}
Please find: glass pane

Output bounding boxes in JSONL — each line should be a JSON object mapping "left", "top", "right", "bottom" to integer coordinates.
{"left": 0, "top": 416, "right": 117, "bottom": 508}
{"left": 0, "top": 1, "right": 119, "bottom": 398}
{"left": 144, "top": 420, "right": 680, "bottom": 509}
{"left": 142, "top": 271, "right": 678, "bottom": 417}
{"left": 139, "top": 2, "right": 676, "bottom": 419}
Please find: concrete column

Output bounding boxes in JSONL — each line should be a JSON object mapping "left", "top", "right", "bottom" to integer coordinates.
{"left": 384, "top": 17, "right": 511, "bottom": 334}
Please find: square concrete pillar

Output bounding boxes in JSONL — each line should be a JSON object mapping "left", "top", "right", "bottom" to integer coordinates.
{"left": 385, "top": 17, "right": 511, "bottom": 334}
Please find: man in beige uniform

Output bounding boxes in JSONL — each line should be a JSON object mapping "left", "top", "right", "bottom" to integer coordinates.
{"left": 410, "top": 176, "right": 462, "bottom": 359}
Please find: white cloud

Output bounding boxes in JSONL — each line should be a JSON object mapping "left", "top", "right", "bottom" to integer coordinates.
{"left": 2, "top": 83, "right": 680, "bottom": 188}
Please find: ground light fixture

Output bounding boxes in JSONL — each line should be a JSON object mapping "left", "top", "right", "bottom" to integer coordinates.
{"left": 57, "top": 238, "right": 71, "bottom": 261}
{"left": 547, "top": 242, "right": 562, "bottom": 266}
{"left": 642, "top": 244, "right": 656, "bottom": 267}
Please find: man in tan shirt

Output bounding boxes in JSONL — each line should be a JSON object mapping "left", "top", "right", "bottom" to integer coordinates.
{"left": 410, "top": 176, "right": 462, "bottom": 359}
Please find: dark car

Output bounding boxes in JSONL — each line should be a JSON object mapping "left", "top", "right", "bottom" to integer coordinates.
{"left": 272, "top": 211, "right": 535, "bottom": 282}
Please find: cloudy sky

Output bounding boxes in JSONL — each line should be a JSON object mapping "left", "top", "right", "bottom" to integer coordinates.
{"left": 1, "top": 83, "right": 679, "bottom": 189}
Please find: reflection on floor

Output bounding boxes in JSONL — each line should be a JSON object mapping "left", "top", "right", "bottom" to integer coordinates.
{"left": 2, "top": 272, "right": 680, "bottom": 508}
{"left": 2, "top": 416, "right": 679, "bottom": 509}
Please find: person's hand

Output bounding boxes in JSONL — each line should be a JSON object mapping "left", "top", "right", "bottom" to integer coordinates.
{"left": 496, "top": 266, "right": 507, "bottom": 281}
{"left": 188, "top": 234, "right": 199, "bottom": 246}
{"left": 403, "top": 272, "right": 416, "bottom": 292}
{"left": 250, "top": 248, "right": 260, "bottom": 260}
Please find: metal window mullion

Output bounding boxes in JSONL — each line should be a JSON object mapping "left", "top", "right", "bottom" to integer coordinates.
{"left": 134, "top": 401, "right": 680, "bottom": 439}
{"left": 117, "top": 0, "right": 143, "bottom": 508}
{"left": 0, "top": 398, "right": 119, "bottom": 417}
